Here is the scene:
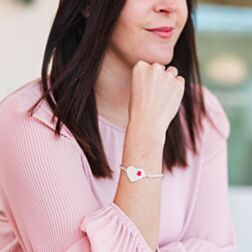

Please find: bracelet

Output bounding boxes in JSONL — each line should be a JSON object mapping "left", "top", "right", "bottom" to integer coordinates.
{"left": 120, "top": 164, "right": 164, "bottom": 182}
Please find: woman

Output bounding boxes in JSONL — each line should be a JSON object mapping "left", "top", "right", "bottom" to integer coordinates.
{"left": 0, "top": 0, "right": 237, "bottom": 251}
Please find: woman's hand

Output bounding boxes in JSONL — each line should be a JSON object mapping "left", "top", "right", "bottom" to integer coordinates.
{"left": 128, "top": 60, "right": 185, "bottom": 134}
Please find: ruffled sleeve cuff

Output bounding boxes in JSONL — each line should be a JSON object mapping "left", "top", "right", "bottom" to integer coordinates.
{"left": 78, "top": 202, "right": 153, "bottom": 252}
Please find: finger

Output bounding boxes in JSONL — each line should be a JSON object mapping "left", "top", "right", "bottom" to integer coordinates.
{"left": 176, "top": 76, "right": 185, "bottom": 84}
{"left": 152, "top": 62, "right": 166, "bottom": 70}
{"left": 166, "top": 66, "right": 178, "bottom": 78}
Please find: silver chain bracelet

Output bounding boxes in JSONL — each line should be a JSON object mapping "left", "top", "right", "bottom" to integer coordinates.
{"left": 120, "top": 164, "right": 164, "bottom": 182}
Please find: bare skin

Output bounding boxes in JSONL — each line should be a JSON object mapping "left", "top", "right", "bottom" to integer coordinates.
{"left": 114, "top": 61, "right": 185, "bottom": 251}
{"left": 92, "top": 0, "right": 188, "bottom": 250}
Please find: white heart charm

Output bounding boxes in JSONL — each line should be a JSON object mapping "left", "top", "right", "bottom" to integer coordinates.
{"left": 126, "top": 166, "right": 145, "bottom": 182}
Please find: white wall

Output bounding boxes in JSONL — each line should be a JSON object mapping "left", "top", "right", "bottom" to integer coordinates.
{"left": 0, "top": 0, "right": 58, "bottom": 100}
{"left": 229, "top": 186, "right": 252, "bottom": 252}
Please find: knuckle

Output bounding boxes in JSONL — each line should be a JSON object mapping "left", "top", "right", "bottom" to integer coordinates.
{"left": 152, "top": 62, "right": 164, "bottom": 69}
{"left": 167, "top": 66, "right": 178, "bottom": 72}
{"left": 166, "top": 71, "right": 174, "bottom": 78}
{"left": 136, "top": 60, "right": 148, "bottom": 67}
{"left": 133, "top": 60, "right": 148, "bottom": 73}
{"left": 177, "top": 76, "right": 185, "bottom": 83}
{"left": 167, "top": 67, "right": 178, "bottom": 76}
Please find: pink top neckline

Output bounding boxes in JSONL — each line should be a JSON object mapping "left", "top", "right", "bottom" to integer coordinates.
{"left": 98, "top": 114, "right": 127, "bottom": 133}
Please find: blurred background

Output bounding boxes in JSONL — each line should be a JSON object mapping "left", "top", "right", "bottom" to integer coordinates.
{"left": 0, "top": 0, "right": 251, "bottom": 251}
{"left": 195, "top": 2, "right": 252, "bottom": 250}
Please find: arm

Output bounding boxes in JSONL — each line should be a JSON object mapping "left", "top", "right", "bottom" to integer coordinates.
{"left": 157, "top": 133, "right": 237, "bottom": 251}
{"left": 114, "top": 120, "right": 165, "bottom": 251}
{"left": 156, "top": 90, "right": 238, "bottom": 252}
{"left": 0, "top": 95, "right": 160, "bottom": 252}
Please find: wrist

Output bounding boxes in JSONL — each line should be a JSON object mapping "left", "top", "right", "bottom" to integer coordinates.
{"left": 127, "top": 119, "right": 166, "bottom": 145}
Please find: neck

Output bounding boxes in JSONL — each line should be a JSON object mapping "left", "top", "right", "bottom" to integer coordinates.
{"left": 94, "top": 50, "right": 133, "bottom": 127}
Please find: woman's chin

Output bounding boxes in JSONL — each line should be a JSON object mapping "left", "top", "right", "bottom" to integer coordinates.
{"left": 146, "top": 58, "right": 173, "bottom": 66}
{"left": 144, "top": 52, "right": 174, "bottom": 66}
{"left": 129, "top": 51, "right": 174, "bottom": 68}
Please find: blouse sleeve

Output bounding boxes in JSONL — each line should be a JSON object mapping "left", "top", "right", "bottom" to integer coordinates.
{"left": 156, "top": 88, "right": 238, "bottom": 252}
{"left": 0, "top": 94, "right": 153, "bottom": 252}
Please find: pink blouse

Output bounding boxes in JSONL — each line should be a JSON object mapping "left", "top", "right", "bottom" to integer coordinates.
{"left": 0, "top": 78, "right": 237, "bottom": 251}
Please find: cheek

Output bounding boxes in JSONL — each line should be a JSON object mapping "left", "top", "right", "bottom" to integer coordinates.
{"left": 108, "top": 8, "right": 146, "bottom": 60}
{"left": 109, "top": 20, "right": 139, "bottom": 54}
{"left": 178, "top": 3, "right": 188, "bottom": 31}
{"left": 110, "top": 0, "right": 148, "bottom": 48}
{"left": 172, "top": 4, "right": 188, "bottom": 45}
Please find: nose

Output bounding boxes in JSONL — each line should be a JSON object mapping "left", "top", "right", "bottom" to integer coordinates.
{"left": 153, "top": 0, "right": 177, "bottom": 15}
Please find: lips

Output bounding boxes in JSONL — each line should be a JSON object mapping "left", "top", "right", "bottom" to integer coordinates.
{"left": 146, "top": 27, "right": 174, "bottom": 32}
{"left": 145, "top": 27, "right": 174, "bottom": 39}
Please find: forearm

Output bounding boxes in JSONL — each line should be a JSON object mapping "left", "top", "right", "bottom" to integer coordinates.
{"left": 114, "top": 120, "right": 165, "bottom": 251}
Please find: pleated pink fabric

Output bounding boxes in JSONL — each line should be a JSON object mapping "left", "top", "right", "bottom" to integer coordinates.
{"left": 0, "top": 78, "right": 237, "bottom": 251}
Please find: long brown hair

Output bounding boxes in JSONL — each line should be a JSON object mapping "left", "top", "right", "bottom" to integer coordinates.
{"left": 28, "top": 0, "right": 207, "bottom": 179}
